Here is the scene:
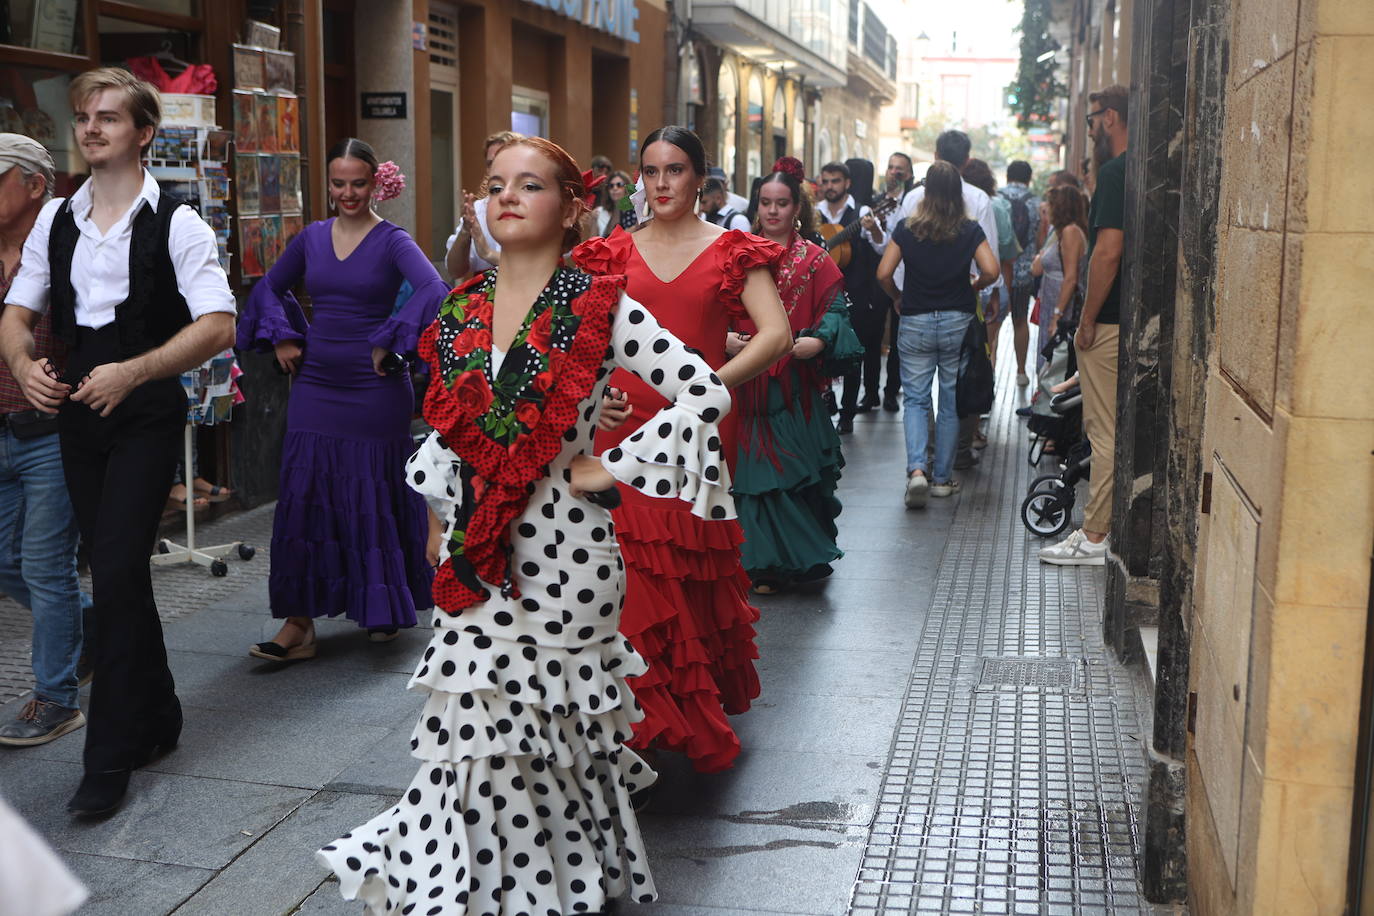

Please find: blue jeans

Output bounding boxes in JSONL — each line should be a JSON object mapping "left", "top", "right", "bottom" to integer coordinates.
{"left": 0, "top": 428, "right": 87, "bottom": 709}
{"left": 897, "top": 311, "right": 972, "bottom": 482}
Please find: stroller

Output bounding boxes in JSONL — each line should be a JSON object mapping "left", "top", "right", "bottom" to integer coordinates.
{"left": 1020, "top": 323, "right": 1092, "bottom": 538}
{"left": 1026, "top": 324, "right": 1082, "bottom": 465}
{"left": 1020, "top": 388, "right": 1092, "bottom": 537}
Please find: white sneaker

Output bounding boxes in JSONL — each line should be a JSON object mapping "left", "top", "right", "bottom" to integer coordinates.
{"left": 904, "top": 473, "right": 929, "bottom": 508}
{"left": 930, "top": 479, "right": 961, "bottom": 498}
{"left": 1039, "top": 529, "right": 1109, "bottom": 566}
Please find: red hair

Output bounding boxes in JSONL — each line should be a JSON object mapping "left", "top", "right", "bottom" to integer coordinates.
{"left": 488, "top": 136, "right": 589, "bottom": 250}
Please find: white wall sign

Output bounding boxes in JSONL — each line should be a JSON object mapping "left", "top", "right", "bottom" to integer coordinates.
{"left": 525, "top": 0, "right": 640, "bottom": 43}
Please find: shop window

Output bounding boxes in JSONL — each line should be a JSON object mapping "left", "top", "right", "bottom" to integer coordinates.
{"left": 0, "top": 66, "right": 84, "bottom": 194}
{"left": 111, "top": 0, "right": 198, "bottom": 13}
{"left": 746, "top": 71, "right": 763, "bottom": 185}
{"left": 512, "top": 87, "right": 549, "bottom": 138}
{"left": 717, "top": 61, "right": 736, "bottom": 186}
{"left": 816, "top": 127, "right": 832, "bottom": 171}
{"left": 2, "top": 0, "right": 88, "bottom": 55}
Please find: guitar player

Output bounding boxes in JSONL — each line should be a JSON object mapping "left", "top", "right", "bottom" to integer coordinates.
{"left": 817, "top": 161, "right": 891, "bottom": 433}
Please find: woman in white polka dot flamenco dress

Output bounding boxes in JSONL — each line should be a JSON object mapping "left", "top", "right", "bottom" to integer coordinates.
{"left": 317, "top": 139, "right": 737, "bottom": 915}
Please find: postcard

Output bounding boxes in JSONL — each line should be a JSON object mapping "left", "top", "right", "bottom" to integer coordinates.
{"left": 244, "top": 19, "right": 280, "bottom": 50}
{"left": 239, "top": 217, "right": 264, "bottom": 278}
{"left": 260, "top": 214, "right": 283, "bottom": 268}
{"left": 232, "top": 44, "right": 265, "bottom": 91}
{"left": 258, "top": 155, "right": 281, "bottom": 213}
{"left": 204, "top": 129, "right": 232, "bottom": 162}
{"left": 254, "top": 92, "right": 277, "bottom": 154}
{"left": 231, "top": 91, "right": 256, "bottom": 153}
{"left": 234, "top": 154, "right": 260, "bottom": 215}
{"left": 282, "top": 212, "right": 304, "bottom": 244}
{"left": 278, "top": 155, "right": 300, "bottom": 211}
{"left": 276, "top": 95, "right": 299, "bottom": 153}
{"left": 264, "top": 50, "right": 295, "bottom": 94}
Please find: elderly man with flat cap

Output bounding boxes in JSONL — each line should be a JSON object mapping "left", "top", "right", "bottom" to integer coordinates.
{"left": 0, "top": 134, "right": 89, "bottom": 749}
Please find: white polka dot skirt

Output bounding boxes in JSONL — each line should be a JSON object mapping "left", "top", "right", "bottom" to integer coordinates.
{"left": 318, "top": 611, "right": 659, "bottom": 915}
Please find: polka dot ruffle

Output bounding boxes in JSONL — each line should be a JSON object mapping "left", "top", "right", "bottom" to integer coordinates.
{"left": 408, "top": 612, "right": 647, "bottom": 766}
{"left": 600, "top": 405, "right": 737, "bottom": 521}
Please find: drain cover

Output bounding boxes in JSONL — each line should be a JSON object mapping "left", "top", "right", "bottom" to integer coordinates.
{"left": 976, "top": 656, "right": 1084, "bottom": 692}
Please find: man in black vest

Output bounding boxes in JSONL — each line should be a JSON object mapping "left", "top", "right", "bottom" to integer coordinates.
{"left": 1, "top": 68, "right": 235, "bottom": 816}
{"left": 816, "top": 162, "right": 885, "bottom": 433}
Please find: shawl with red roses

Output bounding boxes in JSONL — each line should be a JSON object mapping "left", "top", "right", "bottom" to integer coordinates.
{"left": 417, "top": 267, "right": 625, "bottom": 613}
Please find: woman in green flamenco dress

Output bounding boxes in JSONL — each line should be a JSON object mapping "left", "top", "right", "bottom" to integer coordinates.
{"left": 727, "top": 158, "right": 863, "bottom": 594}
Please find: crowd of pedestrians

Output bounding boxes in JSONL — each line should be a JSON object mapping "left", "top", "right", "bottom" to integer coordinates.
{"left": 0, "top": 63, "right": 1135, "bottom": 916}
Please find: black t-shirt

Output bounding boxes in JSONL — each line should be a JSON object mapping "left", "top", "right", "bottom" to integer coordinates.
{"left": 1089, "top": 152, "right": 1127, "bottom": 324}
{"left": 892, "top": 219, "right": 987, "bottom": 315}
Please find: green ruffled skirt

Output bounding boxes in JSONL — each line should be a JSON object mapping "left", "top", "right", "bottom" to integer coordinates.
{"left": 734, "top": 378, "right": 845, "bottom": 583}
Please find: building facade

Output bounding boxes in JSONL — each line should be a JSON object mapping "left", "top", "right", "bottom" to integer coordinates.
{"left": 1052, "top": 0, "right": 1374, "bottom": 910}
{"left": 0, "top": 0, "right": 666, "bottom": 505}
{"left": 664, "top": 0, "right": 897, "bottom": 195}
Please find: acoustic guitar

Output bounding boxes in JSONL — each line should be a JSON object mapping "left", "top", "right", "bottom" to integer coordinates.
{"left": 819, "top": 194, "right": 900, "bottom": 268}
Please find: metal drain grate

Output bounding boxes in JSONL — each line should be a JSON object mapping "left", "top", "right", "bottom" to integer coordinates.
{"left": 976, "top": 656, "right": 1084, "bottom": 692}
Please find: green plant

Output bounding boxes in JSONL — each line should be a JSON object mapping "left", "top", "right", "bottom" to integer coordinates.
{"left": 1007, "top": 0, "right": 1066, "bottom": 129}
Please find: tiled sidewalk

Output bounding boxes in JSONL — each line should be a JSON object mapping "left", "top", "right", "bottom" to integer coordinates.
{"left": 0, "top": 504, "right": 278, "bottom": 705}
{"left": 0, "top": 343, "right": 1180, "bottom": 915}
{"left": 845, "top": 356, "right": 1172, "bottom": 915}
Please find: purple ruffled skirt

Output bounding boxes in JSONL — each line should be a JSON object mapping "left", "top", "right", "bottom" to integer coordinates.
{"left": 267, "top": 332, "right": 433, "bottom": 628}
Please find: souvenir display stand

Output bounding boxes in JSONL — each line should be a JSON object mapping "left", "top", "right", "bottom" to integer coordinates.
{"left": 153, "top": 423, "right": 256, "bottom": 577}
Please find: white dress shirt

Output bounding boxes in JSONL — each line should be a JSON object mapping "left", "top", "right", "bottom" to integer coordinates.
{"left": 6, "top": 170, "right": 235, "bottom": 325}
{"left": 891, "top": 178, "right": 1000, "bottom": 292}
{"left": 816, "top": 194, "right": 886, "bottom": 252}
{"left": 444, "top": 196, "right": 502, "bottom": 272}
{"left": 700, "top": 207, "right": 751, "bottom": 233}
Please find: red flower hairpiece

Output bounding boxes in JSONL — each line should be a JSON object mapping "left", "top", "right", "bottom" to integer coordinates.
{"left": 580, "top": 169, "right": 607, "bottom": 208}
{"left": 770, "top": 156, "right": 806, "bottom": 185}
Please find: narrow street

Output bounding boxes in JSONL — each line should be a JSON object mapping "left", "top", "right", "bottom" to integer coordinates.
{"left": 0, "top": 350, "right": 1175, "bottom": 915}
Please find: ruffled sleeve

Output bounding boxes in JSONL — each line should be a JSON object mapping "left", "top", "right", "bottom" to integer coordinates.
{"left": 716, "top": 229, "right": 784, "bottom": 321}
{"left": 367, "top": 224, "right": 450, "bottom": 354}
{"left": 599, "top": 292, "right": 736, "bottom": 521}
{"left": 235, "top": 226, "right": 310, "bottom": 351}
{"left": 405, "top": 430, "right": 461, "bottom": 521}
{"left": 816, "top": 289, "right": 865, "bottom": 378}
{"left": 570, "top": 227, "right": 634, "bottom": 277}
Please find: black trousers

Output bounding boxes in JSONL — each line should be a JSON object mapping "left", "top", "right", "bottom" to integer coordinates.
{"left": 59, "top": 325, "right": 182, "bottom": 773}
{"left": 841, "top": 293, "right": 888, "bottom": 414}
{"left": 884, "top": 308, "right": 902, "bottom": 397}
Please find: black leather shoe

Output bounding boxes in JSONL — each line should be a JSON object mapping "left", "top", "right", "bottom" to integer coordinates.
{"left": 836, "top": 414, "right": 854, "bottom": 434}
{"left": 859, "top": 393, "right": 880, "bottom": 412}
{"left": 882, "top": 393, "right": 900, "bottom": 412}
{"left": 68, "top": 768, "right": 130, "bottom": 816}
{"left": 136, "top": 699, "right": 182, "bottom": 768}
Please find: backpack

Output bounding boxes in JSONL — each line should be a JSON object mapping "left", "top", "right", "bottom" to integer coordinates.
{"left": 1006, "top": 190, "right": 1033, "bottom": 250}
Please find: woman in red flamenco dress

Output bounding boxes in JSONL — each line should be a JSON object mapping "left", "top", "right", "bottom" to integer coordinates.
{"left": 573, "top": 126, "right": 791, "bottom": 772}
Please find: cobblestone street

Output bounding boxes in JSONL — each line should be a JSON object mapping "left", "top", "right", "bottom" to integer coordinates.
{"left": 0, "top": 354, "right": 1182, "bottom": 915}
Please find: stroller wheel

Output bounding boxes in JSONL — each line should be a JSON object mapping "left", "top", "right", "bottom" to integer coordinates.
{"left": 1021, "top": 490, "right": 1072, "bottom": 538}
{"left": 1028, "top": 473, "right": 1069, "bottom": 496}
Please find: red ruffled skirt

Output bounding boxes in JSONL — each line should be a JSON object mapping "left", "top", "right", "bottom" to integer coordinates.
{"left": 611, "top": 485, "right": 761, "bottom": 772}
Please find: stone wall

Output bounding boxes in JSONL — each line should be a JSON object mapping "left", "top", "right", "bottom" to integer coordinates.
{"left": 1182, "top": 0, "right": 1374, "bottom": 911}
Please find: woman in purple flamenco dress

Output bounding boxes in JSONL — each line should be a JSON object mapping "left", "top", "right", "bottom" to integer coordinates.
{"left": 237, "top": 139, "right": 448, "bottom": 659}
